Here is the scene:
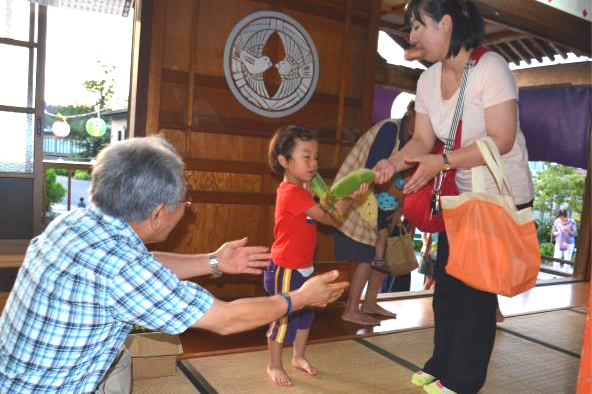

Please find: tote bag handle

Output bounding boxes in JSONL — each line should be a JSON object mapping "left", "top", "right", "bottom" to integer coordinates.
{"left": 472, "top": 137, "right": 513, "bottom": 196}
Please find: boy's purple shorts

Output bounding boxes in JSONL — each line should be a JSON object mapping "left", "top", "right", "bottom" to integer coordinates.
{"left": 263, "top": 260, "right": 315, "bottom": 344}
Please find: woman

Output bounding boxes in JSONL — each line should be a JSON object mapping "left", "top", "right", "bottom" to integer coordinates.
{"left": 552, "top": 209, "right": 577, "bottom": 267}
{"left": 334, "top": 104, "right": 415, "bottom": 326}
{"left": 373, "top": 1, "right": 534, "bottom": 393}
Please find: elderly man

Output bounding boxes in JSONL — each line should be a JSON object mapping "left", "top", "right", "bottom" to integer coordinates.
{"left": 0, "top": 137, "right": 348, "bottom": 394}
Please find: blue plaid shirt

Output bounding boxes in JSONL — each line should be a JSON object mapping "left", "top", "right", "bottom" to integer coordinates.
{"left": 0, "top": 205, "right": 214, "bottom": 393}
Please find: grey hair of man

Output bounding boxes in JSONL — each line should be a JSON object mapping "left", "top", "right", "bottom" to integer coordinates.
{"left": 90, "top": 136, "right": 185, "bottom": 223}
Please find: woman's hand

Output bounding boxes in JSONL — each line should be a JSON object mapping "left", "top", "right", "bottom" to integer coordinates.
{"left": 373, "top": 159, "right": 397, "bottom": 184}
{"left": 402, "top": 154, "right": 443, "bottom": 194}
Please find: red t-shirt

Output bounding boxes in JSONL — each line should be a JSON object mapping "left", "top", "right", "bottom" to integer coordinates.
{"left": 270, "top": 181, "right": 317, "bottom": 269}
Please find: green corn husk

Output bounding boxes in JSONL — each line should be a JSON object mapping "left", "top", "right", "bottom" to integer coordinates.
{"left": 316, "top": 169, "right": 375, "bottom": 223}
{"left": 310, "top": 173, "right": 329, "bottom": 202}
{"left": 329, "top": 169, "right": 375, "bottom": 199}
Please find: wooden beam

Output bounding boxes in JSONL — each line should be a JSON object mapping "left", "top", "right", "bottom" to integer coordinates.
{"left": 361, "top": 0, "right": 382, "bottom": 129}
{"left": 491, "top": 43, "right": 513, "bottom": 63}
{"left": 375, "top": 61, "right": 422, "bottom": 93}
{"left": 484, "top": 31, "right": 527, "bottom": 46}
{"left": 497, "top": 42, "right": 522, "bottom": 65}
{"left": 505, "top": 41, "right": 529, "bottom": 65}
{"left": 514, "top": 39, "right": 539, "bottom": 63}
{"left": 512, "top": 62, "right": 592, "bottom": 88}
{"left": 472, "top": 0, "right": 591, "bottom": 56}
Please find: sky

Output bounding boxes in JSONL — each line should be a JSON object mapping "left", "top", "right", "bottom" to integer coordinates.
{"left": 45, "top": 7, "right": 134, "bottom": 108}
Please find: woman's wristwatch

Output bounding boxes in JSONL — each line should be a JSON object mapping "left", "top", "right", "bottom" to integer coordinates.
{"left": 442, "top": 153, "right": 451, "bottom": 172}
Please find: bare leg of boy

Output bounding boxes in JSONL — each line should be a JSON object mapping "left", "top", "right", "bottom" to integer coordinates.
{"left": 341, "top": 263, "right": 380, "bottom": 325}
{"left": 361, "top": 270, "right": 397, "bottom": 318}
{"left": 291, "top": 328, "right": 317, "bottom": 376}
{"left": 267, "top": 338, "right": 292, "bottom": 386}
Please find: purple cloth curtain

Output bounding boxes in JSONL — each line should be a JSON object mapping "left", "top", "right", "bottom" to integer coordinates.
{"left": 519, "top": 86, "right": 591, "bottom": 169}
{"left": 372, "top": 87, "right": 400, "bottom": 124}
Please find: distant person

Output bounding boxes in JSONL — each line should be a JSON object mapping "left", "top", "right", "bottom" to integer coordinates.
{"left": 0, "top": 137, "right": 348, "bottom": 394}
{"left": 265, "top": 125, "right": 367, "bottom": 386}
{"left": 77, "top": 197, "right": 87, "bottom": 208}
{"left": 418, "top": 232, "right": 436, "bottom": 291}
{"left": 552, "top": 209, "right": 577, "bottom": 267}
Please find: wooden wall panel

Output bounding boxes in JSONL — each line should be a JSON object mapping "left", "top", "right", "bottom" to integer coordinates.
{"left": 163, "top": 0, "right": 194, "bottom": 71}
{"left": 193, "top": 0, "right": 268, "bottom": 77}
{"left": 287, "top": 10, "right": 345, "bottom": 96}
{"left": 345, "top": 23, "right": 369, "bottom": 100}
{"left": 142, "top": 0, "right": 381, "bottom": 290}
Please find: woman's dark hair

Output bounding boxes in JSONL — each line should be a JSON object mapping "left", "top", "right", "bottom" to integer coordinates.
{"left": 557, "top": 209, "right": 568, "bottom": 218}
{"left": 404, "top": 0, "right": 484, "bottom": 58}
{"left": 268, "top": 125, "right": 317, "bottom": 174}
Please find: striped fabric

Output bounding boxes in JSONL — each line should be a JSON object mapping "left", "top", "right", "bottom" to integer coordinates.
{"left": 0, "top": 205, "right": 214, "bottom": 394}
{"left": 268, "top": 267, "right": 292, "bottom": 343}
{"left": 335, "top": 119, "right": 402, "bottom": 246}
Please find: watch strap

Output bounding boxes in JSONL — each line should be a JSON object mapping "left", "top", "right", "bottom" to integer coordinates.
{"left": 208, "top": 253, "right": 222, "bottom": 278}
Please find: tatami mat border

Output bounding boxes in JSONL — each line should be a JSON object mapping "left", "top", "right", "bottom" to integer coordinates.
{"left": 178, "top": 360, "right": 218, "bottom": 394}
{"left": 495, "top": 326, "right": 580, "bottom": 358}
{"left": 354, "top": 338, "right": 421, "bottom": 372}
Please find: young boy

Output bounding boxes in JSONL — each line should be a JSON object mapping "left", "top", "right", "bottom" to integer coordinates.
{"left": 265, "top": 125, "right": 367, "bottom": 386}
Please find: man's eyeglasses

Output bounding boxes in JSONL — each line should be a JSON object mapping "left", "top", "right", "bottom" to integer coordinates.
{"left": 179, "top": 195, "right": 193, "bottom": 204}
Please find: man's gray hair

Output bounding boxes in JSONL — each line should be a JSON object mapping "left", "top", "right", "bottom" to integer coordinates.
{"left": 90, "top": 137, "right": 185, "bottom": 223}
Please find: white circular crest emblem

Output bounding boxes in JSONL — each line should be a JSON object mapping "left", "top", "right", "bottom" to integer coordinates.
{"left": 223, "top": 11, "right": 320, "bottom": 118}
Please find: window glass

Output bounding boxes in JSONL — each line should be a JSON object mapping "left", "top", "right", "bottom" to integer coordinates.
{"left": 0, "top": 112, "right": 34, "bottom": 173}
{"left": 0, "top": 0, "right": 32, "bottom": 42}
{"left": 0, "top": 44, "right": 35, "bottom": 108}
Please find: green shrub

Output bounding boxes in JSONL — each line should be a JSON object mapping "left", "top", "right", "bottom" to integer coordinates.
{"left": 54, "top": 169, "right": 69, "bottom": 176}
{"left": 536, "top": 219, "right": 553, "bottom": 244}
{"left": 46, "top": 169, "right": 67, "bottom": 205}
{"left": 540, "top": 242, "right": 554, "bottom": 257}
{"left": 74, "top": 170, "right": 92, "bottom": 180}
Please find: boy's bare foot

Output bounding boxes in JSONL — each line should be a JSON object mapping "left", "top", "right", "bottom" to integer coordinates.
{"left": 292, "top": 357, "right": 317, "bottom": 376}
{"left": 267, "top": 366, "right": 292, "bottom": 386}
{"left": 341, "top": 310, "right": 380, "bottom": 325}
{"left": 361, "top": 304, "right": 397, "bottom": 318}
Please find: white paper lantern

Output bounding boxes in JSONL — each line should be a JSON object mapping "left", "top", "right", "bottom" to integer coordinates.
{"left": 52, "top": 121, "right": 71, "bottom": 138}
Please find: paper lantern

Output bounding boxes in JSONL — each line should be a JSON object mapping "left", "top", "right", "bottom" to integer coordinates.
{"left": 51, "top": 121, "right": 70, "bottom": 138}
{"left": 86, "top": 118, "right": 107, "bottom": 138}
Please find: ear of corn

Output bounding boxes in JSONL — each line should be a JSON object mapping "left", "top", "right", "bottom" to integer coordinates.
{"left": 315, "top": 169, "right": 376, "bottom": 224}
{"left": 310, "top": 173, "right": 329, "bottom": 201}
{"left": 329, "top": 169, "right": 375, "bottom": 199}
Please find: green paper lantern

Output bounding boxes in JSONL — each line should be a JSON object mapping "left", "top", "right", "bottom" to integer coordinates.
{"left": 86, "top": 118, "right": 107, "bottom": 138}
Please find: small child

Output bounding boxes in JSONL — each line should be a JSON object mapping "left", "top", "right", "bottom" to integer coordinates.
{"left": 265, "top": 125, "right": 367, "bottom": 386}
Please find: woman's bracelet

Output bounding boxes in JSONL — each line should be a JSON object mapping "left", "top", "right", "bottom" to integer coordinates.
{"left": 279, "top": 293, "right": 292, "bottom": 316}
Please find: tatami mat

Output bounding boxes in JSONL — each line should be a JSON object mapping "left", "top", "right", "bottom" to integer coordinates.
{"left": 134, "top": 309, "right": 585, "bottom": 394}
{"left": 132, "top": 370, "right": 198, "bottom": 394}
{"left": 497, "top": 309, "right": 585, "bottom": 354}
{"left": 485, "top": 330, "right": 579, "bottom": 394}
{"left": 183, "top": 340, "right": 419, "bottom": 394}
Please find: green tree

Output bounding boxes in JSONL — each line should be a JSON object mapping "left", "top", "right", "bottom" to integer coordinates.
{"left": 533, "top": 163, "right": 585, "bottom": 222}
{"left": 82, "top": 61, "right": 117, "bottom": 110}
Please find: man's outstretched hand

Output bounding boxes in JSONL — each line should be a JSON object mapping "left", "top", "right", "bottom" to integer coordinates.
{"left": 216, "top": 237, "right": 270, "bottom": 275}
{"left": 294, "top": 270, "right": 349, "bottom": 308}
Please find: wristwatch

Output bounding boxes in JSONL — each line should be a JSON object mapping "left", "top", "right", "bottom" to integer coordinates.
{"left": 442, "top": 153, "right": 451, "bottom": 172}
{"left": 208, "top": 253, "right": 222, "bottom": 278}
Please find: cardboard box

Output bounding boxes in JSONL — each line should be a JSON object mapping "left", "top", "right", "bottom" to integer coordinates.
{"left": 125, "top": 332, "right": 183, "bottom": 380}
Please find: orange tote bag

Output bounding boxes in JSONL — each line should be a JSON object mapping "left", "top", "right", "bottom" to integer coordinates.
{"left": 442, "top": 138, "right": 540, "bottom": 297}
